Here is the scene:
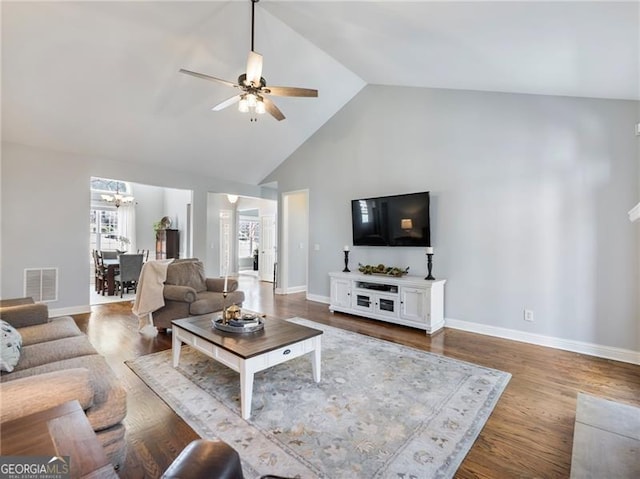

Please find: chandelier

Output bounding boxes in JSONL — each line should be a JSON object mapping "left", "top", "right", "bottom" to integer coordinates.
{"left": 101, "top": 185, "right": 134, "bottom": 208}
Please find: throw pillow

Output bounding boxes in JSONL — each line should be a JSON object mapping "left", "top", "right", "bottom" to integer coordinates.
{"left": 0, "top": 320, "right": 22, "bottom": 372}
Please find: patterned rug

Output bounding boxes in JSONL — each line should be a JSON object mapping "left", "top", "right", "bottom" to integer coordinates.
{"left": 127, "top": 318, "right": 510, "bottom": 479}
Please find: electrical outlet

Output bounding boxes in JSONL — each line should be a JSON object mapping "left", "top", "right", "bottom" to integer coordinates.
{"left": 524, "top": 309, "right": 534, "bottom": 322}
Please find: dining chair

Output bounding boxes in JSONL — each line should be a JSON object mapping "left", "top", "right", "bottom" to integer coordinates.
{"left": 115, "top": 254, "right": 144, "bottom": 297}
{"left": 137, "top": 249, "right": 150, "bottom": 262}
{"left": 92, "top": 250, "right": 100, "bottom": 292}
{"left": 93, "top": 250, "right": 108, "bottom": 295}
{"left": 101, "top": 250, "right": 119, "bottom": 260}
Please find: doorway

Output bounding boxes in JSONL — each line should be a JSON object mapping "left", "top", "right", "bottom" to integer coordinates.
{"left": 280, "top": 190, "right": 309, "bottom": 294}
{"left": 211, "top": 194, "right": 277, "bottom": 283}
{"left": 90, "top": 177, "right": 193, "bottom": 304}
{"left": 237, "top": 210, "right": 261, "bottom": 278}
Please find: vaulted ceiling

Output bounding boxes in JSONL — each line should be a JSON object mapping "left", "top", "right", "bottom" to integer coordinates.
{"left": 2, "top": 1, "right": 638, "bottom": 185}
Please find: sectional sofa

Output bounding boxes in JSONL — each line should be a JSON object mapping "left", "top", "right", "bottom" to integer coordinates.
{"left": 0, "top": 298, "right": 127, "bottom": 468}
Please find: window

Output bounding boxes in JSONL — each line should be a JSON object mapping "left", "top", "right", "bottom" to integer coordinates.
{"left": 89, "top": 177, "right": 130, "bottom": 256}
{"left": 90, "top": 209, "right": 120, "bottom": 252}
{"left": 90, "top": 178, "right": 131, "bottom": 195}
{"left": 238, "top": 217, "right": 260, "bottom": 258}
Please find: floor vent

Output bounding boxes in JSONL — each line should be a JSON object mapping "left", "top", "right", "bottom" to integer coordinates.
{"left": 24, "top": 268, "right": 58, "bottom": 302}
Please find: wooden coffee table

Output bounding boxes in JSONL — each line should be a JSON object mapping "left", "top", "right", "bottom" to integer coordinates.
{"left": 0, "top": 400, "right": 117, "bottom": 479}
{"left": 172, "top": 314, "right": 322, "bottom": 420}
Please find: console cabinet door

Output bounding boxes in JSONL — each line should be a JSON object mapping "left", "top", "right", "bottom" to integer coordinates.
{"left": 331, "top": 278, "right": 352, "bottom": 308}
{"left": 374, "top": 293, "right": 400, "bottom": 319}
{"left": 352, "top": 291, "right": 374, "bottom": 313}
{"left": 400, "top": 287, "right": 428, "bottom": 324}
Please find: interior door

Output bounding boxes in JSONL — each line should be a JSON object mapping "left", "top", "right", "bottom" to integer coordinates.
{"left": 259, "top": 215, "right": 276, "bottom": 282}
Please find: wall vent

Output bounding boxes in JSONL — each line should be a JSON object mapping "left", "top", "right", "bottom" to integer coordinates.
{"left": 24, "top": 268, "right": 58, "bottom": 302}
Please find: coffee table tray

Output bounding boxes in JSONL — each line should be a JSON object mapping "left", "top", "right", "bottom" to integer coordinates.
{"left": 212, "top": 317, "right": 264, "bottom": 333}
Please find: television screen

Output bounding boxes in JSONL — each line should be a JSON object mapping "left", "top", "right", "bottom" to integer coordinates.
{"left": 351, "top": 192, "right": 430, "bottom": 247}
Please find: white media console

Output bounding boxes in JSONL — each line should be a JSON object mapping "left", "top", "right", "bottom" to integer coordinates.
{"left": 328, "top": 272, "right": 446, "bottom": 334}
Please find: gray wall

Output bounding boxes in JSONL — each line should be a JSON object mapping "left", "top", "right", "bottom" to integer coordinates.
{"left": 131, "top": 183, "right": 192, "bottom": 258}
{"left": 132, "top": 183, "right": 165, "bottom": 254}
{"left": 264, "top": 85, "right": 639, "bottom": 351}
{"left": 163, "top": 187, "right": 192, "bottom": 258}
{"left": 205, "top": 193, "right": 223, "bottom": 278}
{"left": 0, "top": 141, "right": 264, "bottom": 310}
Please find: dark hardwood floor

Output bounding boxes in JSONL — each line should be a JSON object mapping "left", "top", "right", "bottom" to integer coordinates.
{"left": 74, "top": 277, "right": 640, "bottom": 478}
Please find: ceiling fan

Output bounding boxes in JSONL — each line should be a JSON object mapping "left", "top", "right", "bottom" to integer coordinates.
{"left": 179, "top": 0, "right": 318, "bottom": 122}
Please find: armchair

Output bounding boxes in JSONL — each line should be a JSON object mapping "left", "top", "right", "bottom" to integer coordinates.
{"left": 152, "top": 259, "right": 245, "bottom": 331}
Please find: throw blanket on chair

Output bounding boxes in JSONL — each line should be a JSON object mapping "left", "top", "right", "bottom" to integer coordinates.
{"left": 132, "top": 259, "right": 174, "bottom": 336}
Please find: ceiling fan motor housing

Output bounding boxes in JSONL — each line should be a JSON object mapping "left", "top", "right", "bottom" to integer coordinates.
{"left": 238, "top": 73, "right": 267, "bottom": 89}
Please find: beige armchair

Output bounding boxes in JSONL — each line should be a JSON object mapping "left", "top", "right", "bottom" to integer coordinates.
{"left": 152, "top": 259, "right": 245, "bottom": 331}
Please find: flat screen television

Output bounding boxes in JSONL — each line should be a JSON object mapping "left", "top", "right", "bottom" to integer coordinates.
{"left": 351, "top": 192, "right": 430, "bottom": 247}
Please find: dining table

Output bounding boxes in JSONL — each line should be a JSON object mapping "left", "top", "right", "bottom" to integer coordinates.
{"left": 103, "top": 259, "right": 119, "bottom": 296}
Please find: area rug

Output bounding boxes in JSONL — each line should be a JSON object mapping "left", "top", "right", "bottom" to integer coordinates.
{"left": 127, "top": 318, "right": 510, "bottom": 479}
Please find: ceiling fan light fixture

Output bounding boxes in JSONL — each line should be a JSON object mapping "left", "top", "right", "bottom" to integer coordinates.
{"left": 255, "top": 98, "right": 266, "bottom": 115}
{"left": 238, "top": 96, "right": 249, "bottom": 112}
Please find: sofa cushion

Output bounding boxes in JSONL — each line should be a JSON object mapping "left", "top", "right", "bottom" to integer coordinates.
{"left": 0, "top": 302, "right": 49, "bottom": 328}
{"left": 0, "top": 297, "right": 34, "bottom": 308}
{"left": 0, "top": 368, "right": 94, "bottom": 423}
{"left": 18, "top": 316, "right": 83, "bottom": 347}
{"left": 2, "top": 354, "right": 127, "bottom": 432}
{"left": 9, "top": 335, "right": 97, "bottom": 372}
{"left": 189, "top": 290, "right": 245, "bottom": 316}
{"left": 0, "top": 320, "right": 22, "bottom": 373}
{"left": 166, "top": 261, "right": 207, "bottom": 293}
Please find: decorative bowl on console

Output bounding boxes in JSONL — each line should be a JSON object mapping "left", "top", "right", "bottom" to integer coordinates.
{"left": 358, "top": 263, "right": 409, "bottom": 277}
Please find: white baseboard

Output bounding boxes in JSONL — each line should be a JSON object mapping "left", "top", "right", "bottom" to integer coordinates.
{"left": 445, "top": 317, "right": 640, "bottom": 366}
{"left": 50, "top": 304, "right": 91, "bottom": 318}
{"left": 275, "top": 285, "right": 307, "bottom": 295}
{"left": 279, "top": 292, "right": 639, "bottom": 365}
{"left": 307, "top": 293, "right": 330, "bottom": 304}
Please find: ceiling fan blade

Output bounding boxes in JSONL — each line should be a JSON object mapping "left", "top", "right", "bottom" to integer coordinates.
{"left": 265, "top": 86, "right": 318, "bottom": 98}
{"left": 179, "top": 69, "right": 237, "bottom": 88}
{"left": 212, "top": 95, "right": 242, "bottom": 111}
{"left": 262, "top": 96, "right": 285, "bottom": 121}
{"left": 246, "top": 51, "right": 263, "bottom": 86}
